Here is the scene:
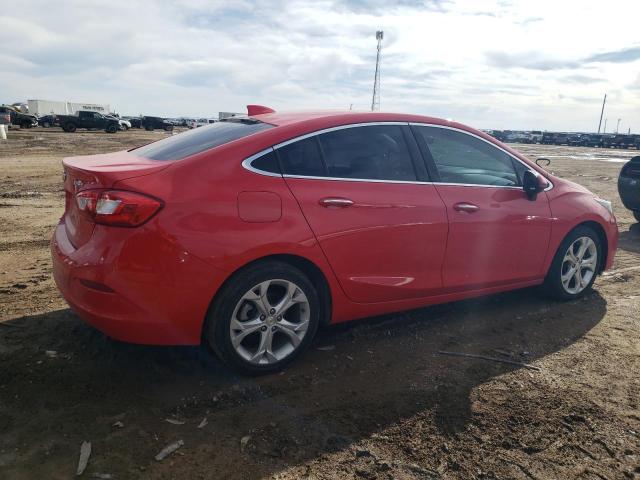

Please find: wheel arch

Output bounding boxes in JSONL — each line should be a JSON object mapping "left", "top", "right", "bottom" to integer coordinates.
{"left": 202, "top": 253, "right": 333, "bottom": 342}
{"left": 550, "top": 220, "right": 609, "bottom": 275}
{"left": 578, "top": 220, "right": 608, "bottom": 273}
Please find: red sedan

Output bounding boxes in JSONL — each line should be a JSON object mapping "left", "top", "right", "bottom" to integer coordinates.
{"left": 51, "top": 106, "right": 618, "bottom": 374}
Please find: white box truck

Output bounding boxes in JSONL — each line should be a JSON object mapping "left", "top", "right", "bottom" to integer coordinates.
{"left": 28, "top": 99, "right": 111, "bottom": 117}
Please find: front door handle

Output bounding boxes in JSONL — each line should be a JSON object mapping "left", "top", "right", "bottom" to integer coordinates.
{"left": 319, "top": 197, "right": 354, "bottom": 208}
{"left": 453, "top": 202, "right": 479, "bottom": 213}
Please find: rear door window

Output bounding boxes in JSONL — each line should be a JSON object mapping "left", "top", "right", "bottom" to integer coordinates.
{"left": 134, "top": 119, "right": 273, "bottom": 161}
{"left": 317, "top": 125, "right": 417, "bottom": 181}
{"left": 414, "top": 126, "right": 520, "bottom": 187}
{"left": 277, "top": 137, "right": 326, "bottom": 177}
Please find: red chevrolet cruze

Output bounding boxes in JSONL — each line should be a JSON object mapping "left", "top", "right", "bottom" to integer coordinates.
{"left": 51, "top": 106, "right": 618, "bottom": 373}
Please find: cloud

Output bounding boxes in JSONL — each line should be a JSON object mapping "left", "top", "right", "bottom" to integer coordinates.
{"left": 586, "top": 46, "right": 640, "bottom": 64}
{"left": 485, "top": 51, "right": 580, "bottom": 71}
{"left": 0, "top": 0, "right": 639, "bottom": 133}
{"left": 562, "top": 74, "right": 604, "bottom": 84}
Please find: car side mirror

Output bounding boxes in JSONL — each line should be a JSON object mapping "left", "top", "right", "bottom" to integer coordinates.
{"left": 523, "top": 170, "right": 543, "bottom": 200}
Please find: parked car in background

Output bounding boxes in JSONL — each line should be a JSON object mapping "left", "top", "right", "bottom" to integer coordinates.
{"left": 51, "top": 107, "right": 618, "bottom": 374}
{"left": 486, "top": 130, "right": 507, "bottom": 142}
{"left": 124, "top": 117, "right": 142, "bottom": 128}
{"left": 106, "top": 115, "right": 131, "bottom": 131}
{"left": 618, "top": 156, "right": 640, "bottom": 222}
{"left": 1, "top": 105, "right": 38, "bottom": 128}
{"left": 567, "top": 133, "right": 587, "bottom": 147}
{"left": 0, "top": 107, "right": 10, "bottom": 126}
{"left": 38, "top": 114, "right": 58, "bottom": 128}
{"left": 189, "top": 118, "right": 215, "bottom": 129}
{"left": 529, "top": 131, "right": 543, "bottom": 144}
{"left": 142, "top": 116, "right": 174, "bottom": 131}
{"left": 552, "top": 133, "right": 570, "bottom": 145}
{"left": 603, "top": 134, "right": 636, "bottom": 149}
{"left": 56, "top": 111, "right": 120, "bottom": 133}
{"left": 579, "top": 134, "right": 604, "bottom": 147}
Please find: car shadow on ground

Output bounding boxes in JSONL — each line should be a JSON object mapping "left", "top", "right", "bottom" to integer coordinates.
{"left": 0, "top": 288, "right": 607, "bottom": 478}
{"left": 618, "top": 223, "right": 640, "bottom": 254}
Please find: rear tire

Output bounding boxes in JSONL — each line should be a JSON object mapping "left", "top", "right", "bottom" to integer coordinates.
{"left": 145, "top": 125, "right": 153, "bottom": 131}
{"left": 205, "top": 261, "right": 320, "bottom": 375}
{"left": 63, "top": 123, "right": 77, "bottom": 133}
{"left": 164, "top": 125, "right": 173, "bottom": 132}
{"left": 543, "top": 226, "right": 602, "bottom": 300}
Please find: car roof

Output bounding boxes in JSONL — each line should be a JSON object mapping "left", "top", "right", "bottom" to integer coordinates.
{"left": 250, "top": 110, "right": 450, "bottom": 128}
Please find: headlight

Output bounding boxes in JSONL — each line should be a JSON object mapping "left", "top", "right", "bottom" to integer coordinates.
{"left": 594, "top": 197, "right": 613, "bottom": 214}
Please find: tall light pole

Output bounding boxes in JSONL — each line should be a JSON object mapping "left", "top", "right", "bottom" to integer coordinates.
{"left": 604, "top": 118, "right": 608, "bottom": 133}
{"left": 597, "top": 94, "right": 606, "bottom": 134}
{"left": 371, "top": 30, "right": 383, "bottom": 112}
{"left": 616, "top": 118, "right": 621, "bottom": 133}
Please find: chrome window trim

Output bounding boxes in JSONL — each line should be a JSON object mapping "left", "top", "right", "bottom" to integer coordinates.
{"left": 241, "top": 121, "right": 554, "bottom": 192}
{"left": 272, "top": 121, "right": 408, "bottom": 149}
{"left": 240, "top": 147, "right": 282, "bottom": 177}
{"left": 282, "top": 174, "right": 432, "bottom": 185}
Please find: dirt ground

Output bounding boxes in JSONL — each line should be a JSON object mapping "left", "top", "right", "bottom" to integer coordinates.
{"left": 0, "top": 127, "right": 639, "bottom": 480}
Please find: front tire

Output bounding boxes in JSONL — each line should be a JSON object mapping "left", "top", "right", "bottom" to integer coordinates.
{"left": 543, "top": 226, "right": 602, "bottom": 300}
{"left": 206, "top": 261, "right": 320, "bottom": 375}
{"left": 105, "top": 124, "right": 117, "bottom": 133}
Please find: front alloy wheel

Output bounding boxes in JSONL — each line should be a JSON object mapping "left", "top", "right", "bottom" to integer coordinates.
{"left": 543, "top": 225, "right": 602, "bottom": 300}
{"left": 560, "top": 237, "right": 598, "bottom": 294}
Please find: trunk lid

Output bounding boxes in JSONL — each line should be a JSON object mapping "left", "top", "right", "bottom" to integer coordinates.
{"left": 62, "top": 150, "right": 169, "bottom": 248}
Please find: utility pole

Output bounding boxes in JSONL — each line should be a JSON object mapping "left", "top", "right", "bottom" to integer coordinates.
{"left": 371, "top": 30, "right": 383, "bottom": 112}
{"left": 604, "top": 118, "right": 608, "bottom": 133}
{"left": 616, "top": 118, "right": 621, "bottom": 133}
{"left": 597, "top": 94, "right": 606, "bottom": 134}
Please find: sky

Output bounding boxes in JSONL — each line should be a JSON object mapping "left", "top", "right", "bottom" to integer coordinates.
{"left": 1, "top": 0, "right": 639, "bottom": 132}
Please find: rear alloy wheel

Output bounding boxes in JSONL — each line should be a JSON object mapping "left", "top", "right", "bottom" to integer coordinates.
{"left": 207, "top": 262, "right": 319, "bottom": 374}
{"left": 543, "top": 226, "right": 601, "bottom": 300}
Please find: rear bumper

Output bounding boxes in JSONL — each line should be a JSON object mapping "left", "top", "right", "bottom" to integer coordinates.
{"left": 51, "top": 221, "right": 225, "bottom": 345}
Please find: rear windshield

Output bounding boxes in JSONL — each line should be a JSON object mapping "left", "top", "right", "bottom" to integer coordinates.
{"left": 134, "top": 119, "right": 273, "bottom": 161}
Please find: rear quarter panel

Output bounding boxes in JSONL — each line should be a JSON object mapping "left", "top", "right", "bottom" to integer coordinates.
{"left": 114, "top": 142, "right": 356, "bottom": 325}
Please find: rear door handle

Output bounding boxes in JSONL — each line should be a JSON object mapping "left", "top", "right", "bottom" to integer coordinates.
{"left": 319, "top": 197, "right": 354, "bottom": 208}
{"left": 453, "top": 202, "right": 479, "bottom": 213}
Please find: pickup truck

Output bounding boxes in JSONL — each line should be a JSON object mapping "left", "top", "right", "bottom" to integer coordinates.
{"left": 57, "top": 110, "right": 120, "bottom": 133}
{"left": 0, "top": 106, "right": 38, "bottom": 128}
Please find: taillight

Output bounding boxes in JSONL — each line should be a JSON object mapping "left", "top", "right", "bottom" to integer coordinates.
{"left": 76, "top": 190, "right": 163, "bottom": 227}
